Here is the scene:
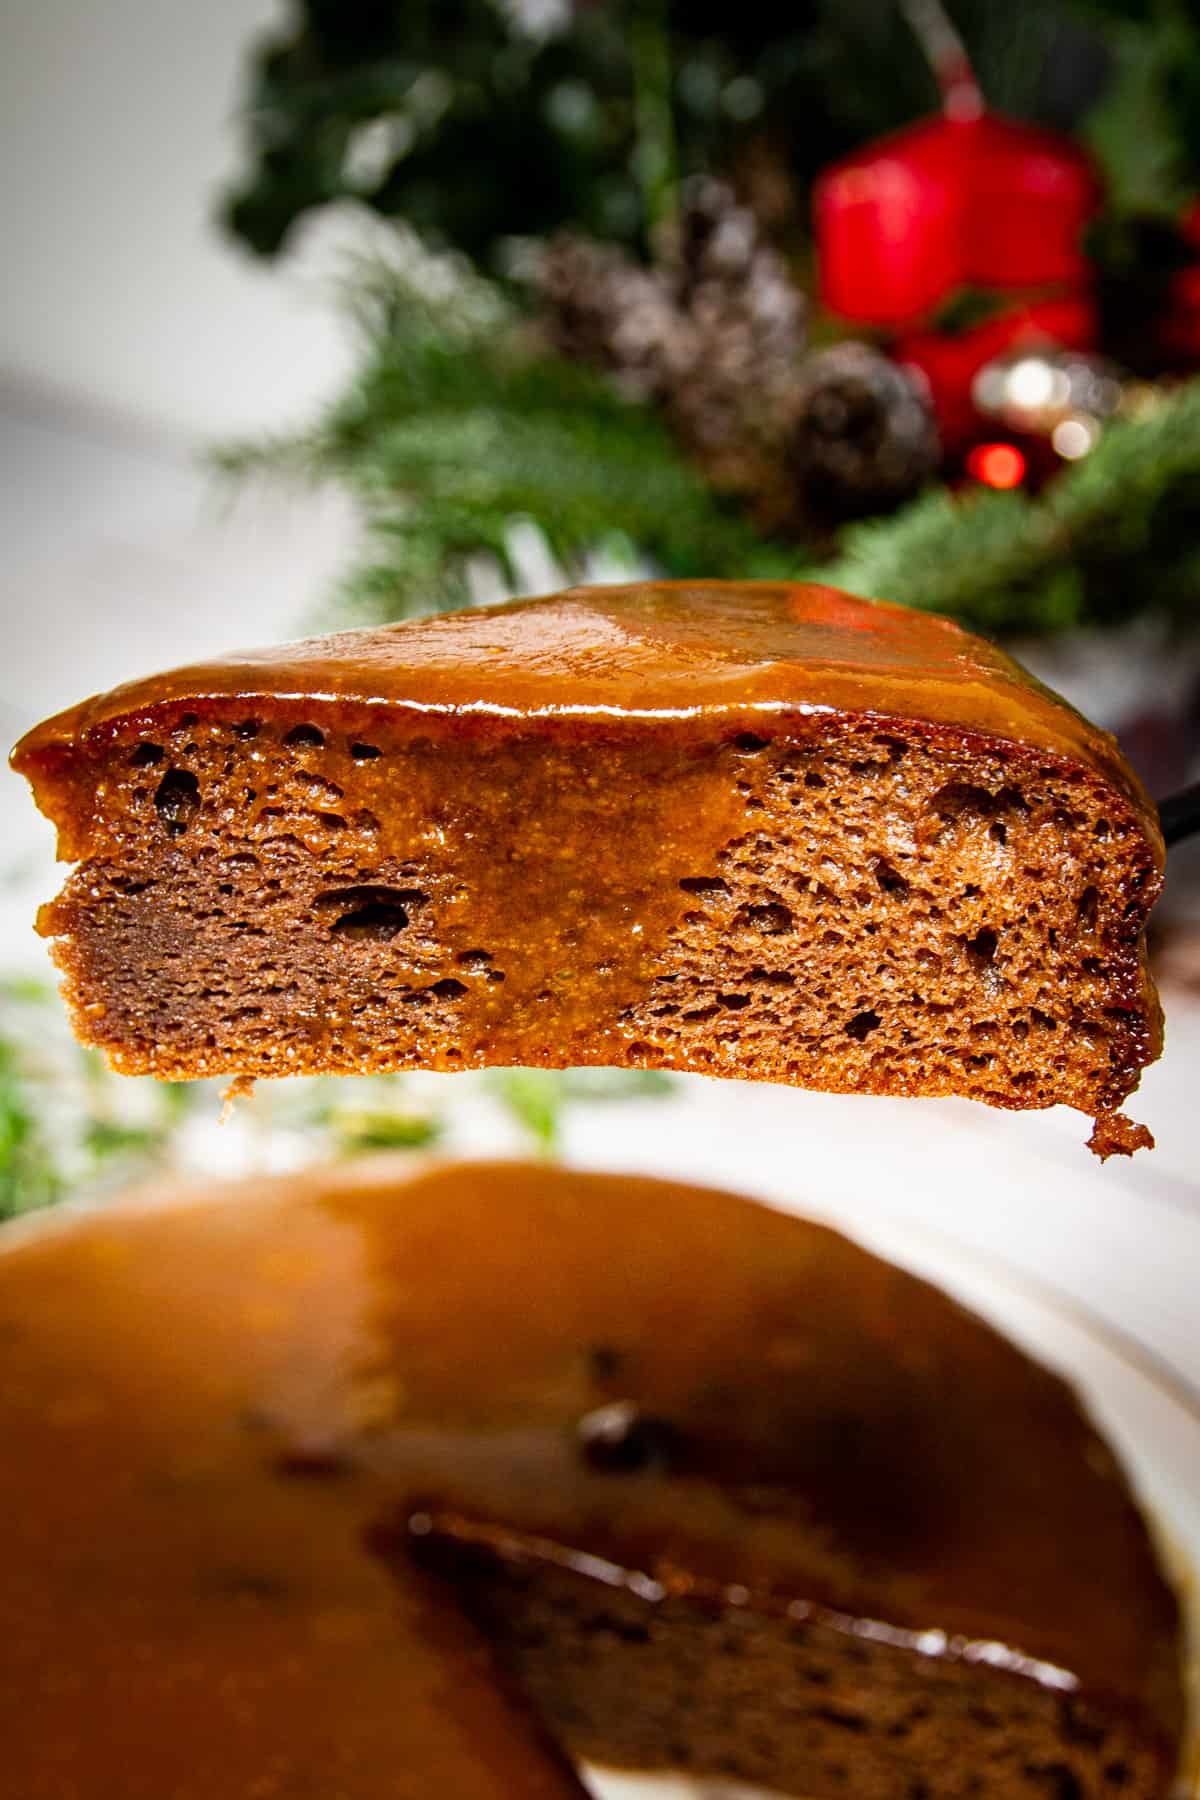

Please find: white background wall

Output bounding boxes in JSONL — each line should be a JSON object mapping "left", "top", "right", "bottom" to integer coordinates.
{"left": 0, "top": 0, "right": 351, "bottom": 439}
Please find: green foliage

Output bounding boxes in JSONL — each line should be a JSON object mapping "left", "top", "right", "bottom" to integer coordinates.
{"left": 217, "top": 247, "right": 796, "bottom": 619}
{"left": 827, "top": 376, "right": 1200, "bottom": 631}
{"left": 486, "top": 1066, "right": 673, "bottom": 1156}
{"left": 1081, "top": 13, "right": 1195, "bottom": 217}
{"left": 220, "top": 249, "right": 1200, "bottom": 638}
{"left": 0, "top": 981, "right": 196, "bottom": 1220}
{"left": 291, "top": 1076, "right": 444, "bottom": 1154}
{"left": 223, "top": 0, "right": 1119, "bottom": 268}
{"left": 216, "top": 4, "right": 1200, "bottom": 648}
{"left": 487, "top": 1070, "right": 563, "bottom": 1155}
{"left": 0, "top": 976, "right": 674, "bottom": 1217}
{"left": 0, "top": 1036, "right": 63, "bottom": 1219}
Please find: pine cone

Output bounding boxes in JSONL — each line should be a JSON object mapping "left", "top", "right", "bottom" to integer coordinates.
{"left": 533, "top": 180, "right": 805, "bottom": 481}
{"left": 659, "top": 177, "right": 806, "bottom": 463}
{"left": 534, "top": 235, "right": 681, "bottom": 404}
{"left": 789, "top": 343, "right": 940, "bottom": 523}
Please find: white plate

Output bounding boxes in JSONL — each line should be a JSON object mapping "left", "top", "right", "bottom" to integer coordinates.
{"left": 584, "top": 1211, "right": 1200, "bottom": 1800}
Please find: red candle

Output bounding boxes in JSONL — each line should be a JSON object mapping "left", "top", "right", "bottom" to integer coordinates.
{"left": 815, "top": 117, "right": 963, "bottom": 325}
{"left": 816, "top": 113, "right": 1101, "bottom": 327}
{"left": 968, "top": 114, "right": 1100, "bottom": 287}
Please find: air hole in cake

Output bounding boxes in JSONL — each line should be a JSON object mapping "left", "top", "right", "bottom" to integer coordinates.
{"left": 1057, "top": 1706, "right": 1108, "bottom": 1749}
{"left": 576, "top": 1401, "right": 681, "bottom": 1473}
{"left": 319, "top": 886, "right": 425, "bottom": 941}
{"left": 965, "top": 927, "right": 998, "bottom": 969}
{"left": 154, "top": 768, "right": 200, "bottom": 836}
{"left": 332, "top": 903, "right": 410, "bottom": 942}
{"left": 679, "top": 876, "right": 729, "bottom": 897}
{"left": 804, "top": 770, "right": 826, "bottom": 788}
{"left": 873, "top": 857, "right": 909, "bottom": 896}
{"left": 719, "top": 993, "right": 751, "bottom": 1010}
{"left": 846, "top": 1010, "right": 881, "bottom": 1041}
{"left": 284, "top": 723, "right": 325, "bottom": 748}
{"left": 457, "top": 949, "right": 493, "bottom": 969}
{"left": 233, "top": 719, "right": 260, "bottom": 740}
{"left": 1094, "top": 817, "right": 1111, "bottom": 840}
{"left": 1077, "top": 885, "right": 1100, "bottom": 930}
{"left": 1023, "top": 1763, "right": 1083, "bottom": 1800}
{"left": 930, "top": 780, "right": 995, "bottom": 822}
{"left": 587, "top": 1344, "right": 624, "bottom": 1382}
{"left": 990, "top": 820, "right": 1007, "bottom": 844}
{"left": 431, "top": 978, "right": 467, "bottom": 1000}
{"left": 350, "top": 742, "right": 381, "bottom": 760}
{"left": 741, "top": 903, "right": 793, "bottom": 934}
{"left": 933, "top": 783, "right": 1027, "bottom": 838}
{"left": 812, "top": 1705, "right": 868, "bottom": 1734}
{"left": 129, "top": 742, "right": 163, "bottom": 768}
{"left": 733, "top": 732, "right": 770, "bottom": 752}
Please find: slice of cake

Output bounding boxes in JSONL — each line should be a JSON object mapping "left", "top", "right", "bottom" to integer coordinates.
{"left": 12, "top": 582, "right": 1164, "bottom": 1149}
{"left": 0, "top": 1160, "right": 1183, "bottom": 1798}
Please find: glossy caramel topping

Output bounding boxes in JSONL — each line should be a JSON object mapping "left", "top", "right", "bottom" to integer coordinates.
{"left": 0, "top": 1162, "right": 1180, "bottom": 1798}
{"left": 11, "top": 582, "right": 1160, "bottom": 839}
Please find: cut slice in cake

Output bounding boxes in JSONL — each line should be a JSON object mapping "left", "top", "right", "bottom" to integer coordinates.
{"left": 0, "top": 1159, "right": 1184, "bottom": 1798}
{"left": 12, "top": 582, "right": 1164, "bottom": 1150}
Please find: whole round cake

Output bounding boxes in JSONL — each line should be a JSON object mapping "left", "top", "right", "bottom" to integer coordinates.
{"left": 0, "top": 1159, "right": 1182, "bottom": 1797}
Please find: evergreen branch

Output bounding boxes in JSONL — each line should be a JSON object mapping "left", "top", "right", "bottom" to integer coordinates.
{"left": 1081, "top": 14, "right": 1194, "bottom": 217}
{"left": 825, "top": 378, "right": 1200, "bottom": 632}
{"left": 217, "top": 251, "right": 798, "bottom": 620}
{"left": 220, "top": 248, "right": 1200, "bottom": 638}
{"left": 0, "top": 977, "right": 674, "bottom": 1216}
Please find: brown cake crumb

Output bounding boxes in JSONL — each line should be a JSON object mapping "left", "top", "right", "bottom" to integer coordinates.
{"left": 1088, "top": 1110, "right": 1157, "bottom": 1160}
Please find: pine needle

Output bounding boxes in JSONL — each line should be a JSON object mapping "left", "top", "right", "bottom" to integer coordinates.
{"left": 217, "top": 246, "right": 1200, "bottom": 637}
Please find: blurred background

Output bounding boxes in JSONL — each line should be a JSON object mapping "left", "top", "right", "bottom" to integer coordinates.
{"left": 0, "top": 3, "right": 1198, "bottom": 1415}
